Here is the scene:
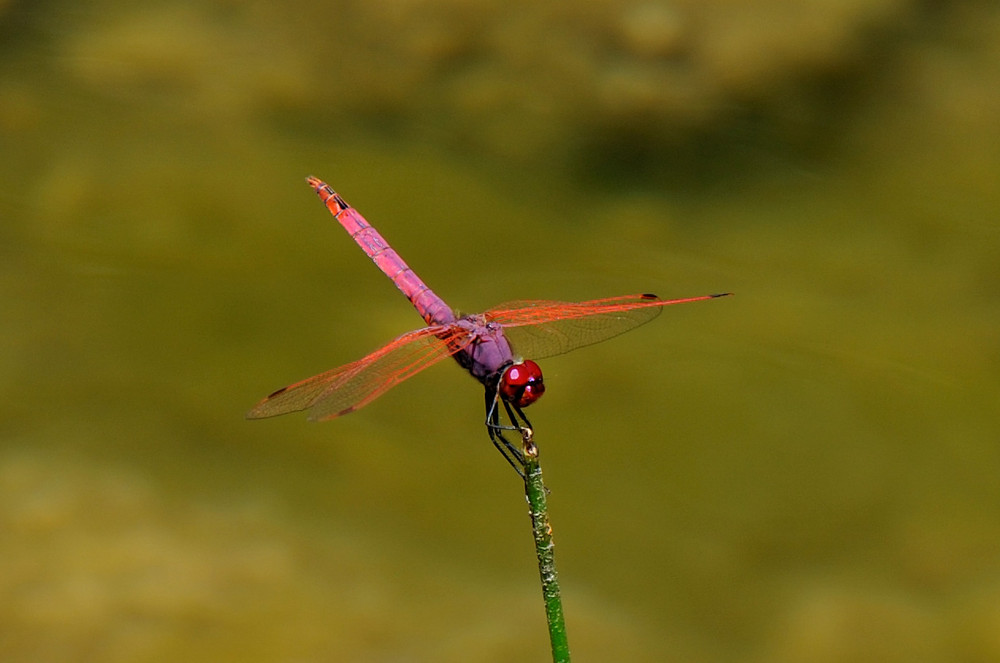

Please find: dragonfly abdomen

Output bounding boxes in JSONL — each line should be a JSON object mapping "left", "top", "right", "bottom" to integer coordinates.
{"left": 307, "top": 176, "right": 455, "bottom": 326}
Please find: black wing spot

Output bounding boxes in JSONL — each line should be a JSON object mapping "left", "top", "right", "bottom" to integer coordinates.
{"left": 266, "top": 386, "right": 289, "bottom": 399}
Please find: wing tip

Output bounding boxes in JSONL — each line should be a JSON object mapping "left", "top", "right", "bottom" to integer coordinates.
{"left": 641, "top": 292, "right": 733, "bottom": 302}
{"left": 245, "top": 407, "right": 269, "bottom": 420}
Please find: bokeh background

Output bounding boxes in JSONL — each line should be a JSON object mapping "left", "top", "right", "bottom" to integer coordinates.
{"left": 3, "top": 1, "right": 999, "bottom": 661}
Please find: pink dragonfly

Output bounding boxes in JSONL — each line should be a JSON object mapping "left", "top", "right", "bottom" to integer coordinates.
{"left": 248, "top": 177, "right": 729, "bottom": 469}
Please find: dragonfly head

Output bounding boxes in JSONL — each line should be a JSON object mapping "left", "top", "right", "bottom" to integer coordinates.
{"left": 498, "top": 360, "right": 545, "bottom": 408}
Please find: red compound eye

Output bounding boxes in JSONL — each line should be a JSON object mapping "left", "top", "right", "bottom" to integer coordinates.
{"left": 498, "top": 360, "right": 545, "bottom": 407}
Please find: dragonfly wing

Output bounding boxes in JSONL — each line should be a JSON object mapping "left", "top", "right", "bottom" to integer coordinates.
{"left": 247, "top": 325, "right": 472, "bottom": 421}
{"left": 486, "top": 293, "right": 719, "bottom": 359}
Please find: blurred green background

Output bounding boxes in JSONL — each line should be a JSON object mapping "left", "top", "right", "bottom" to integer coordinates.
{"left": 2, "top": 1, "right": 999, "bottom": 661}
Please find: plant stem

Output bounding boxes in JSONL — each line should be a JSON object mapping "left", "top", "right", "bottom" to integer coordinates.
{"left": 521, "top": 429, "right": 571, "bottom": 663}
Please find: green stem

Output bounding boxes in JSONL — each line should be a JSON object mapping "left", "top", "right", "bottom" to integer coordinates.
{"left": 521, "top": 430, "right": 571, "bottom": 663}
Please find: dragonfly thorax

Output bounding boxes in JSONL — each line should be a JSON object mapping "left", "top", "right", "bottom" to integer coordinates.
{"left": 452, "top": 315, "right": 517, "bottom": 381}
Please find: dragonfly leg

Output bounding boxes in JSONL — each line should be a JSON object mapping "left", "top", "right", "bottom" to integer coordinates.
{"left": 501, "top": 399, "right": 539, "bottom": 458}
{"left": 484, "top": 390, "right": 526, "bottom": 473}
{"left": 502, "top": 399, "right": 533, "bottom": 437}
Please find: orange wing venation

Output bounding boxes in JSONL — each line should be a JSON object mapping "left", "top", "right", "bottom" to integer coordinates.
{"left": 485, "top": 293, "right": 723, "bottom": 359}
{"left": 247, "top": 324, "right": 474, "bottom": 421}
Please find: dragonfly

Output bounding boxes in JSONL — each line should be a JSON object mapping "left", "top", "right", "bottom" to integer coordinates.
{"left": 248, "top": 177, "right": 730, "bottom": 470}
